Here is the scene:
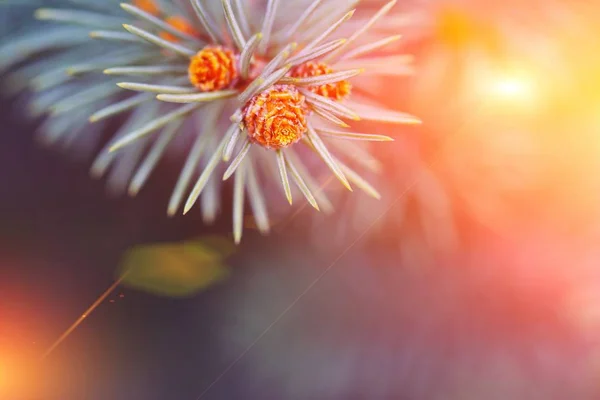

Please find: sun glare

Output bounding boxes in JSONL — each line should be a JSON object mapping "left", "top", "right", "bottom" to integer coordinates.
{"left": 490, "top": 75, "right": 531, "bottom": 98}
{"left": 476, "top": 67, "right": 540, "bottom": 114}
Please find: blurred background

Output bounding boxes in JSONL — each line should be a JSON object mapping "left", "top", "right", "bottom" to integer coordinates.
{"left": 2, "top": 0, "right": 600, "bottom": 399}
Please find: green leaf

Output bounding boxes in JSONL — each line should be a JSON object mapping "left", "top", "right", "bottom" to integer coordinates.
{"left": 116, "top": 236, "right": 235, "bottom": 297}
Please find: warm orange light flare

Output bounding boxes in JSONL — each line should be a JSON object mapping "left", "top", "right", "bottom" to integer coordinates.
{"left": 188, "top": 46, "right": 238, "bottom": 92}
{"left": 244, "top": 85, "right": 308, "bottom": 149}
{"left": 0, "top": 360, "right": 11, "bottom": 396}
{"left": 160, "top": 16, "right": 200, "bottom": 42}
{"left": 132, "top": 0, "right": 160, "bottom": 16}
{"left": 0, "top": 328, "right": 42, "bottom": 399}
{"left": 0, "top": 355, "right": 30, "bottom": 399}
{"left": 290, "top": 62, "right": 352, "bottom": 100}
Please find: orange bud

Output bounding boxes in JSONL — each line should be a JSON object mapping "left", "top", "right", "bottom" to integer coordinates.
{"left": 188, "top": 46, "right": 238, "bottom": 92}
{"left": 243, "top": 85, "right": 307, "bottom": 150}
{"left": 290, "top": 61, "right": 351, "bottom": 100}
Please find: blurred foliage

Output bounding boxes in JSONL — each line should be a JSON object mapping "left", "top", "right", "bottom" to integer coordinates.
{"left": 116, "top": 235, "right": 235, "bottom": 297}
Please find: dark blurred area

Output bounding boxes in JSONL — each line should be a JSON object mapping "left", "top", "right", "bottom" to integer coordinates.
{"left": 3, "top": 0, "right": 600, "bottom": 399}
